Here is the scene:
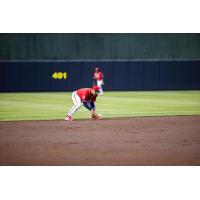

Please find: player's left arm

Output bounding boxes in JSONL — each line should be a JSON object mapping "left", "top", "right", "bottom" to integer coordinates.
{"left": 82, "top": 101, "right": 102, "bottom": 120}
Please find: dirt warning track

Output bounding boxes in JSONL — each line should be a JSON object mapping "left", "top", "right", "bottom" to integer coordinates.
{"left": 0, "top": 116, "right": 200, "bottom": 165}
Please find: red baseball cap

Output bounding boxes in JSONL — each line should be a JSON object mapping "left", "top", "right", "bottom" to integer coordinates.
{"left": 92, "top": 85, "right": 100, "bottom": 92}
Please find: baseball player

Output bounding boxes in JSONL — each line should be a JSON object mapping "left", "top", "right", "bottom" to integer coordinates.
{"left": 93, "top": 67, "right": 104, "bottom": 95}
{"left": 65, "top": 85, "right": 102, "bottom": 121}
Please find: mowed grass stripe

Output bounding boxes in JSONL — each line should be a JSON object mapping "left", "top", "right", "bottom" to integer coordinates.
{"left": 0, "top": 91, "right": 200, "bottom": 121}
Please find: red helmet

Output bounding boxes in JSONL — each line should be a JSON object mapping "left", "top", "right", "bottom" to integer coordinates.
{"left": 92, "top": 85, "right": 100, "bottom": 92}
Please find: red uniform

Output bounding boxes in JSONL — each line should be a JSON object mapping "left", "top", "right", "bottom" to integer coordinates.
{"left": 76, "top": 88, "right": 97, "bottom": 102}
{"left": 93, "top": 71, "right": 104, "bottom": 81}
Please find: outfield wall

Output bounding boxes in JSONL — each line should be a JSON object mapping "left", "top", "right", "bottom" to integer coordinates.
{"left": 0, "top": 34, "right": 200, "bottom": 60}
{"left": 0, "top": 61, "right": 200, "bottom": 92}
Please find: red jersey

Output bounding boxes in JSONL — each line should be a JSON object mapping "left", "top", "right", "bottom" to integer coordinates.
{"left": 76, "top": 88, "right": 97, "bottom": 102}
{"left": 93, "top": 71, "right": 104, "bottom": 81}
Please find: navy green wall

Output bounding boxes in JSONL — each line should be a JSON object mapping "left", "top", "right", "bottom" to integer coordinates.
{"left": 0, "top": 33, "right": 200, "bottom": 60}
{"left": 0, "top": 61, "right": 200, "bottom": 92}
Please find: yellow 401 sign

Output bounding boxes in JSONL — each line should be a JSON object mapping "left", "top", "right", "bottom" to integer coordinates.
{"left": 52, "top": 72, "right": 67, "bottom": 80}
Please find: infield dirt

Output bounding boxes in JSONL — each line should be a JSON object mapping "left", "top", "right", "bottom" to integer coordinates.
{"left": 0, "top": 116, "right": 200, "bottom": 165}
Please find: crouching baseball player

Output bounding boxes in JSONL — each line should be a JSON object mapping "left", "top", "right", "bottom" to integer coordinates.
{"left": 65, "top": 85, "right": 102, "bottom": 121}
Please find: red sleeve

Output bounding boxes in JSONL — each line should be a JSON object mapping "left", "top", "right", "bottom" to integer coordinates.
{"left": 93, "top": 72, "right": 97, "bottom": 79}
{"left": 101, "top": 72, "right": 104, "bottom": 79}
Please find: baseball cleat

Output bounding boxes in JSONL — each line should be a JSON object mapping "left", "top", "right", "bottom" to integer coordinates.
{"left": 65, "top": 115, "right": 74, "bottom": 121}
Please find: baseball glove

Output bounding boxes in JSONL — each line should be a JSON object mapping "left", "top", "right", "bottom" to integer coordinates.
{"left": 90, "top": 111, "right": 102, "bottom": 120}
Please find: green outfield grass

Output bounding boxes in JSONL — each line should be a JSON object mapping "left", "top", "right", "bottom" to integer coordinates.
{"left": 0, "top": 91, "right": 200, "bottom": 121}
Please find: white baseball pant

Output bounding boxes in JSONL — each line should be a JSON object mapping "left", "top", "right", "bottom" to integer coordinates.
{"left": 97, "top": 80, "right": 104, "bottom": 95}
{"left": 67, "top": 92, "right": 82, "bottom": 116}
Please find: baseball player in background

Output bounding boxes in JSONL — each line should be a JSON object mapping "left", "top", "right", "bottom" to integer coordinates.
{"left": 65, "top": 85, "right": 102, "bottom": 121}
{"left": 93, "top": 67, "right": 104, "bottom": 96}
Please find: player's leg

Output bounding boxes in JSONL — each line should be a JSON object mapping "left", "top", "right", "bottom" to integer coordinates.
{"left": 65, "top": 92, "right": 82, "bottom": 120}
{"left": 97, "top": 80, "right": 104, "bottom": 95}
{"left": 68, "top": 92, "right": 82, "bottom": 116}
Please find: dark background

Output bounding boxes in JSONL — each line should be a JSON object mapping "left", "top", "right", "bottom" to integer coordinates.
{"left": 0, "top": 33, "right": 200, "bottom": 91}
